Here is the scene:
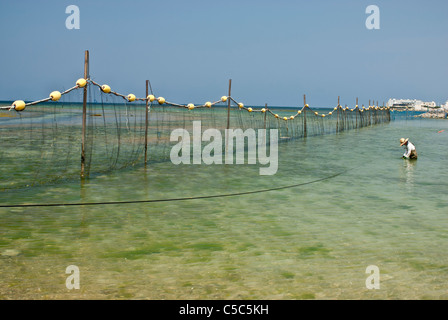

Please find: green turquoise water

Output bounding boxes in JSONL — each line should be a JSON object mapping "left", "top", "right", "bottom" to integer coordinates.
{"left": 1, "top": 115, "right": 448, "bottom": 299}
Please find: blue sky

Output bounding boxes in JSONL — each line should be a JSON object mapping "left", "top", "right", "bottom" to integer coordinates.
{"left": 1, "top": 0, "right": 447, "bottom": 107}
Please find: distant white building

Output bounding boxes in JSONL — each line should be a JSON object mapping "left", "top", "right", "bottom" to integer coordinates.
{"left": 441, "top": 100, "right": 448, "bottom": 110}
{"left": 387, "top": 98, "right": 436, "bottom": 111}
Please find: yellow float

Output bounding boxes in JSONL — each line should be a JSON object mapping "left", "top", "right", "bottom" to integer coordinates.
{"left": 50, "top": 91, "right": 61, "bottom": 101}
{"left": 76, "top": 78, "right": 87, "bottom": 88}
{"left": 101, "top": 85, "right": 111, "bottom": 93}
{"left": 13, "top": 100, "right": 26, "bottom": 111}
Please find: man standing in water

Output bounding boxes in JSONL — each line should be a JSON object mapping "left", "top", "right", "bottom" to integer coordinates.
{"left": 400, "top": 138, "right": 418, "bottom": 160}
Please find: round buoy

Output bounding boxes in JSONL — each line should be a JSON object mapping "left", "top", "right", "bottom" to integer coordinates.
{"left": 205, "top": 101, "right": 212, "bottom": 108}
{"left": 127, "top": 94, "right": 136, "bottom": 102}
{"left": 248, "top": 107, "right": 253, "bottom": 112}
{"left": 76, "top": 78, "right": 87, "bottom": 88}
{"left": 275, "top": 114, "right": 279, "bottom": 118}
{"left": 290, "top": 115, "right": 294, "bottom": 120}
{"left": 221, "top": 96, "right": 227, "bottom": 102}
{"left": 158, "top": 97, "right": 165, "bottom": 105}
{"left": 101, "top": 85, "right": 111, "bottom": 93}
{"left": 261, "top": 108, "right": 266, "bottom": 113}
{"left": 238, "top": 103, "right": 244, "bottom": 109}
{"left": 297, "top": 110, "right": 302, "bottom": 114}
{"left": 50, "top": 91, "right": 61, "bottom": 101}
{"left": 187, "top": 103, "right": 195, "bottom": 110}
{"left": 147, "top": 94, "right": 155, "bottom": 102}
{"left": 13, "top": 100, "right": 26, "bottom": 111}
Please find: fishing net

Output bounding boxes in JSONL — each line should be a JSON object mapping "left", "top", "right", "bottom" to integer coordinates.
{"left": 0, "top": 79, "right": 391, "bottom": 191}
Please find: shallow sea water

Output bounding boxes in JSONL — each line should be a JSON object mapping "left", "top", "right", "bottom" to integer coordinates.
{"left": 1, "top": 115, "right": 448, "bottom": 299}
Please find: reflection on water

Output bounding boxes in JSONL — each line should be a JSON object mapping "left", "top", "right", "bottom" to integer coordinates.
{"left": 399, "top": 159, "right": 417, "bottom": 189}
{"left": 1, "top": 118, "right": 448, "bottom": 300}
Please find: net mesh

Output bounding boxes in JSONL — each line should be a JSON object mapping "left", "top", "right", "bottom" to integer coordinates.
{"left": 0, "top": 81, "right": 392, "bottom": 191}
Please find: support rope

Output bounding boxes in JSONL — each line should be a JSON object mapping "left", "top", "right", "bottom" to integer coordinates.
{"left": 1, "top": 78, "right": 392, "bottom": 120}
{"left": 0, "top": 168, "right": 348, "bottom": 208}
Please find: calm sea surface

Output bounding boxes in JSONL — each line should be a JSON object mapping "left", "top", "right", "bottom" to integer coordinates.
{"left": 1, "top": 113, "right": 447, "bottom": 299}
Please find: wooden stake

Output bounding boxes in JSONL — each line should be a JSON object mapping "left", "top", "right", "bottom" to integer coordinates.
{"left": 303, "top": 94, "right": 307, "bottom": 137}
{"left": 225, "top": 79, "right": 232, "bottom": 154}
{"left": 345, "top": 104, "right": 348, "bottom": 129}
{"left": 263, "top": 103, "right": 267, "bottom": 146}
{"left": 227, "top": 79, "right": 232, "bottom": 130}
{"left": 336, "top": 96, "right": 340, "bottom": 132}
{"left": 264, "top": 103, "right": 267, "bottom": 130}
{"left": 145, "top": 80, "right": 149, "bottom": 165}
{"left": 81, "top": 50, "right": 89, "bottom": 179}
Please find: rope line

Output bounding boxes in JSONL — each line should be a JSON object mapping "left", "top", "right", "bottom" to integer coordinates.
{"left": 1, "top": 78, "right": 392, "bottom": 120}
{"left": 0, "top": 169, "right": 348, "bottom": 208}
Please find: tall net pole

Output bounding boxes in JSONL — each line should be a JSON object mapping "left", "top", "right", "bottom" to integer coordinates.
{"left": 145, "top": 80, "right": 149, "bottom": 165}
{"left": 81, "top": 50, "right": 89, "bottom": 179}
{"left": 303, "top": 94, "right": 307, "bottom": 138}
{"left": 225, "top": 79, "right": 232, "bottom": 155}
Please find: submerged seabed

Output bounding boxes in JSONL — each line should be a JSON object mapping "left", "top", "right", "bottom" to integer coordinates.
{"left": 0, "top": 115, "right": 447, "bottom": 299}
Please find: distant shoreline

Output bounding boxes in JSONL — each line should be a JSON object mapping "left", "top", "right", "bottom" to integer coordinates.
{"left": 415, "top": 110, "right": 448, "bottom": 119}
